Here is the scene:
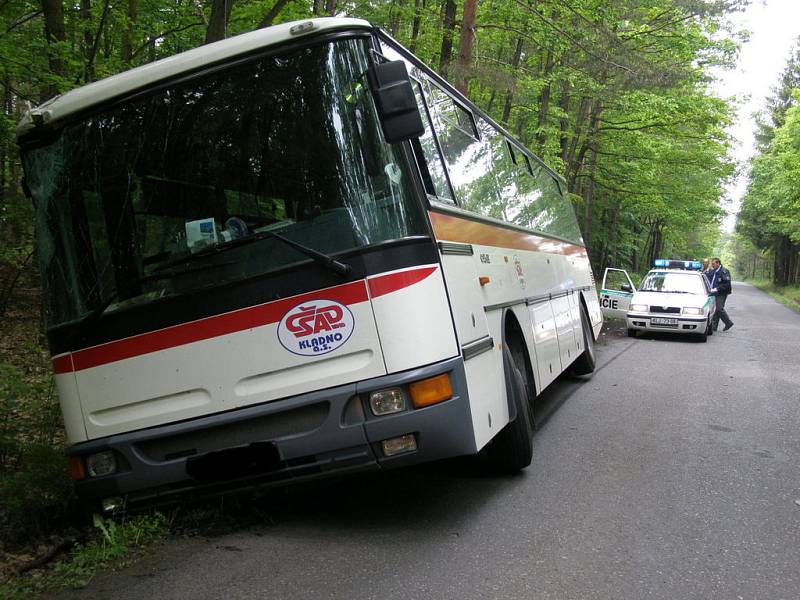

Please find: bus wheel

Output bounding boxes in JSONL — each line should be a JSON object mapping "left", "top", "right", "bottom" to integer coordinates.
{"left": 485, "top": 344, "right": 534, "bottom": 473}
{"left": 570, "top": 305, "right": 596, "bottom": 376}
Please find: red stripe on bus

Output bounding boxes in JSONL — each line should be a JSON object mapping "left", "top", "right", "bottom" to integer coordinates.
{"left": 52, "top": 354, "right": 74, "bottom": 374}
{"left": 428, "top": 210, "right": 587, "bottom": 257}
{"left": 55, "top": 280, "right": 369, "bottom": 373}
{"left": 367, "top": 266, "right": 437, "bottom": 298}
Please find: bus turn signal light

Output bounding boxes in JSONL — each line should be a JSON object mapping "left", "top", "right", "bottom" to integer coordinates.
{"left": 68, "top": 456, "right": 86, "bottom": 481}
{"left": 409, "top": 374, "right": 453, "bottom": 408}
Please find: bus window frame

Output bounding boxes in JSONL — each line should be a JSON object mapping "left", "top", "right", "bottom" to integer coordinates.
{"left": 409, "top": 74, "right": 457, "bottom": 205}
{"left": 506, "top": 140, "right": 518, "bottom": 165}
{"left": 422, "top": 77, "right": 480, "bottom": 143}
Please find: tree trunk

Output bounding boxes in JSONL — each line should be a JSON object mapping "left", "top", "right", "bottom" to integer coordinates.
{"left": 205, "top": 0, "right": 234, "bottom": 44}
{"left": 501, "top": 37, "right": 524, "bottom": 125}
{"left": 258, "top": 0, "right": 293, "bottom": 28}
{"left": 773, "top": 235, "right": 791, "bottom": 286}
{"left": 454, "top": 0, "right": 477, "bottom": 96}
{"left": 564, "top": 96, "right": 592, "bottom": 187}
{"left": 325, "top": 0, "right": 335, "bottom": 16}
{"left": 568, "top": 99, "right": 602, "bottom": 192}
{"left": 312, "top": 0, "right": 323, "bottom": 15}
{"left": 80, "top": 0, "right": 94, "bottom": 81}
{"left": 0, "top": 79, "right": 7, "bottom": 204}
{"left": 389, "top": 0, "right": 406, "bottom": 36}
{"left": 409, "top": 0, "right": 424, "bottom": 54}
{"left": 535, "top": 50, "right": 554, "bottom": 148}
{"left": 559, "top": 80, "right": 571, "bottom": 163}
{"left": 42, "top": 0, "right": 67, "bottom": 99}
{"left": 631, "top": 222, "right": 641, "bottom": 272}
{"left": 582, "top": 144, "right": 597, "bottom": 249}
{"left": 438, "top": 0, "right": 456, "bottom": 77}
{"left": 121, "top": 0, "right": 139, "bottom": 65}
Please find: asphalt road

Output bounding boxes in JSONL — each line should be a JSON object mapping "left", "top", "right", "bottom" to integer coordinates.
{"left": 51, "top": 283, "right": 800, "bottom": 600}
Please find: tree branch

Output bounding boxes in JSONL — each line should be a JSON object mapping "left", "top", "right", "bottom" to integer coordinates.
{"left": 2, "top": 10, "right": 43, "bottom": 37}
{"left": 130, "top": 22, "right": 206, "bottom": 61}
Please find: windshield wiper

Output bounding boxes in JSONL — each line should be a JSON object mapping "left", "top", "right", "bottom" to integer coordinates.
{"left": 261, "top": 230, "right": 352, "bottom": 277}
{"left": 155, "top": 230, "right": 351, "bottom": 277}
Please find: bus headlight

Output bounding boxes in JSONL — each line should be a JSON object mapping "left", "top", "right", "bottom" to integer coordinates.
{"left": 630, "top": 303, "right": 648, "bottom": 312}
{"left": 369, "top": 388, "right": 407, "bottom": 415}
{"left": 86, "top": 451, "right": 117, "bottom": 477}
{"left": 683, "top": 307, "right": 703, "bottom": 316}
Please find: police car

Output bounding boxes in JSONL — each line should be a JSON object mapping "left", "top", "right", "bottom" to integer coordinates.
{"left": 624, "top": 259, "right": 716, "bottom": 342}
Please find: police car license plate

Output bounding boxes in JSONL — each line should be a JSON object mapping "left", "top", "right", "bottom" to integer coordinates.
{"left": 651, "top": 317, "right": 678, "bottom": 326}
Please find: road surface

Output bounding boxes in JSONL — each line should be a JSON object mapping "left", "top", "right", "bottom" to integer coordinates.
{"left": 51, "top": 282, "right": 800, "bottom": 599}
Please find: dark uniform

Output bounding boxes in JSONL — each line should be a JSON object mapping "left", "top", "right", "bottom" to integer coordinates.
{"left": 709, "top": 265, "right": 733, "bottom": 331}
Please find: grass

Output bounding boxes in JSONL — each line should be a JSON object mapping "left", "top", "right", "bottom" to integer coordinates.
{"left": 744, "top": 279, "right": 800, "bottom": 313}
{"left": 0, "top": 512, "right": 170, "bottom": 599}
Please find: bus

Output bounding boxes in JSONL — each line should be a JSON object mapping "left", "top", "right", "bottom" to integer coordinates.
{"left": 17, "top": 17, "right": 602, "bottom": 511}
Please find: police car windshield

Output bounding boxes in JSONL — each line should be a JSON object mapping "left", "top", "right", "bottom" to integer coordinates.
{"left": 639, "top": 272, "right": 705, "bottom": 295}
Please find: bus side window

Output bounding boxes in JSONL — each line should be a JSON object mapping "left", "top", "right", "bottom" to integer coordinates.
{"left": 423, "top": 81, "right": 485, "bottom": 206}
{"left": 490, "top": 133, "right": 522, "bottom": 222}
{"left": 535, "top": 169, "right": 582, "bottom": 242}
{"left": 411, "top": 80, "right": 453, "bottom": 202}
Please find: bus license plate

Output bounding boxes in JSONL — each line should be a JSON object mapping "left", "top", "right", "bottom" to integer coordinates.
{"left": 651, "top": 317, "right": 678, "bottom": 326}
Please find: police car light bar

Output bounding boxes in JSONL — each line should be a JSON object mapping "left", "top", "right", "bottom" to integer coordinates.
{"left": 653, "top": 259, "right": 702, "bottom": 270}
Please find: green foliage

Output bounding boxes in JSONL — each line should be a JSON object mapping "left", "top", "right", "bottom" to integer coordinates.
{"left": 0, "top": 512, "right": 169, "bottom": 598}
{"left": 54, "top": 512, "right": 169, "bottom": 588}
{"left": 0, "top": 362, "right": 74, "bottom": 546}
{"left": 737, "top": 42, "right": 800, "bottom": 286}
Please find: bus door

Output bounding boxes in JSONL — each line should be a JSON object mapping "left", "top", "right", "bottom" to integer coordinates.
{"left": 599, "top": 268, "right": 635, "bottom": 318}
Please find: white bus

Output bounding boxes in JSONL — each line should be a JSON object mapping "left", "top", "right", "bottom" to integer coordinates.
{"left": 17, "top": 17, "right": 602, "bottom": 511}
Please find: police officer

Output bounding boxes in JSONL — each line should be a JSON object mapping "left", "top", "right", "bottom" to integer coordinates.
{"left": 708, "top": 257, "right": 733, "bottom": 331}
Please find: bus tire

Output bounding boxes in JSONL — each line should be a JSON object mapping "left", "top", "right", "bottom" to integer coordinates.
{"left": 570, "top": 305, "right": 596, "bottom": 375}
{"left": 485, "top": 344, "right": 534, "bottom": 473}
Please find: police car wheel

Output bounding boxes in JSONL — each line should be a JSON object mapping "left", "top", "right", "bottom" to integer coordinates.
{"left": 696, "top": 328, "right": 708, "bottom": 343}
{"left": 707, "top": 317, "right": 714, "bottom": 336}
{"left": 485, "top": 344, "right": 534, "bottom": 473}
{"left": 627, "top": 328, "right": 637, "bottom": 338}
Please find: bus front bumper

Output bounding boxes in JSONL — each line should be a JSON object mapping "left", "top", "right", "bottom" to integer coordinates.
{"left": 67, "top": 356, "right": 475, "bottom": 510}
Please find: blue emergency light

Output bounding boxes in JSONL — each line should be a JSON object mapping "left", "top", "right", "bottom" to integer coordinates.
{"left": 653, "top": 259, "right": 702, "bottom": 270}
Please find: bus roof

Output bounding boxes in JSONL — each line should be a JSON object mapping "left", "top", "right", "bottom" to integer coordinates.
{"left": 17, "top": 17, "right": 372, "bottom": 139}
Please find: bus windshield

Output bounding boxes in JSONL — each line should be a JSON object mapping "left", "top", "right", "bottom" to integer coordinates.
{"left": 23, "top": 37, "right": 425, "bottom": 330}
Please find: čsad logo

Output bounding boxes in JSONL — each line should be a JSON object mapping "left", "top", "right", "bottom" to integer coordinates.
{"left": 278, "top": 300, "right": 355, "bottom": 356}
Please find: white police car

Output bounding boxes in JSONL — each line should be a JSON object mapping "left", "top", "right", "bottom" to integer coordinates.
{"left": 624, "top": 259, "right": 716, "bottom": 342}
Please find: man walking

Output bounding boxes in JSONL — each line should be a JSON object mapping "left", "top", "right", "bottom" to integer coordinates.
{"left": 709, "top": 257, "right": 734, "bottom": 331}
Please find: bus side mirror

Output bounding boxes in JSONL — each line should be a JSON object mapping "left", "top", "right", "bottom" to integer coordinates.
{"left": 367, "top": 60, "right": 424, "bottom": 143}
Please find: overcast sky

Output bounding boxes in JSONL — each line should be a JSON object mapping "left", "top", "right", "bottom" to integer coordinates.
{"left": 711, "top": 0, "right": 800, "bottom": 230}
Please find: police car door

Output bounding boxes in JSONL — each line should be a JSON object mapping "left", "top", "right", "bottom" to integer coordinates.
{"left": 600, "top": 268, "right": 635, "bottom": 318}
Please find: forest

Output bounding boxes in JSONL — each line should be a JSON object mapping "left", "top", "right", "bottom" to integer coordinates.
{"left": 734, "top": 43, "right": 800, "bottom": 286}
